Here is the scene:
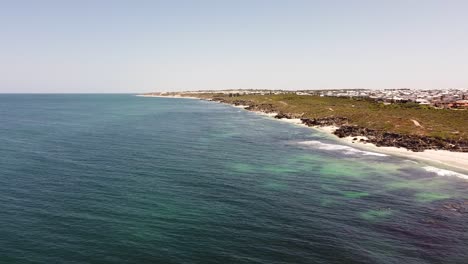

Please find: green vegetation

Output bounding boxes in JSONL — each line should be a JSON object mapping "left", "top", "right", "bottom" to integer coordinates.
{"left": 189, "top": 93, "right": 468, "bottom": 140}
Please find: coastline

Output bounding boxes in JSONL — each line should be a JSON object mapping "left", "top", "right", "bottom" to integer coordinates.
{"left": 268, "top": 115, "right": 468, "bottom": 174}
{"left": 140, "top": 95, "right": 468, "bottom": 174}
{"left": 136, "top": 94, "right": 201, "bottom": 99}
{"left": 275, "top": 117, "right": 468, "bottom": 174}
{"left": 316, "top": 126, "right": 468, "bottom": 174}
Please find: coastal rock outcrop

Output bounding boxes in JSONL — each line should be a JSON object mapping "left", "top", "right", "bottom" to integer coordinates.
{"left": 231, "top": 99, "right": 254, "bottom": 106}
{"left": 300, "top": 117, "right": 349, "bottom": 127}
{"left": 211, "top": 97, "right": 227, "bottom": 103}
{"left": 333, "top": 125, "right": 468, "bottom": 152}
{"left": 212, "top": 98, "right": 468, "bottom": 153}
{"left": 245, "top": 103, "right": 278, "bottom": 113}
{"left": 274, "top": 112, "right": 304, "bottom": 119}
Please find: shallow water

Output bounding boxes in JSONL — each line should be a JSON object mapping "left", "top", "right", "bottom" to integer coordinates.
{"left": 0, "top": 95, "right": 467, "bottom": 263}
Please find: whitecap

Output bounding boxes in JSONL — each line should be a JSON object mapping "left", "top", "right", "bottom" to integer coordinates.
{"left": 298, "top": 140, "right": 387, "bottom": 157}
{"left": 423, "top": 166, "right": 468, "bottom": 180}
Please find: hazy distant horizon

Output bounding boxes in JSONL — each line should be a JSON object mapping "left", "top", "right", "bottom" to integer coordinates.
{"left": 1, "top": 86, "right": 468, "bottom": 94}
{"left": 2, "top": 0, "right": 467, "bottom": 93}
{"left": 2, "top": 86, "right": 468, "bottom": 94}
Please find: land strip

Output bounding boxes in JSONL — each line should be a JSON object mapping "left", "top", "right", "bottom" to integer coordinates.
{"left": 174, "top": 93, "right": 468, "bottom": 152}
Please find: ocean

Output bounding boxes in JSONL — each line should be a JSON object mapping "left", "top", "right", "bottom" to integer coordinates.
{"left": 0, "top": 94, "right": 467, "bottom": 264}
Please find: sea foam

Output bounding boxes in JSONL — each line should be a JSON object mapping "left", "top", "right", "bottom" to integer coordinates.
{"left": 423, "top": 166, "right": 468, "bottom": 180}
{"left": 298, "top": 140, "right": 387, "bottom": 157}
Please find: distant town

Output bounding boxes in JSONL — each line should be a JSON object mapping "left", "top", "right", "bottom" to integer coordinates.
{"left": 147, "top": 88, "right": 468, "bottom": 109}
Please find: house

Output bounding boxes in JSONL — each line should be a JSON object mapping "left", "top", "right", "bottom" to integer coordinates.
{"left": 415, "top": 99, "right": 430, "bottom": 105}
{"left": 452, "top": 100, "right": 468, "bottom": 108}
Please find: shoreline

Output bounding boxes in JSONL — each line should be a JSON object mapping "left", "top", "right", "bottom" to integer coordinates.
{"left": 315, "top": 126, "right": 468, "bottom": 174}
{"left": 274, "top": 117, "right": 468, "bottom": 174}
{"left": 141, "top": 95, "right": 468, "bottom": 174}
{"left": 136, "top": 94, "right": 201, "bottom": 99}
{"left": 265, "top": 115, "right": 468, "bottom": 174}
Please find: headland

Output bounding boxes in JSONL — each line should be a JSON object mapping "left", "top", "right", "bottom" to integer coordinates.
{"left": 140, "top": 90, "right": 468, "bottom": 172}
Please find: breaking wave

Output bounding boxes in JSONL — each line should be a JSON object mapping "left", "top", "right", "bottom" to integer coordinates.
{"left": 298, "top": 140, "right": 387, "bottom": 157}
{"left": 423, "top": 166, "right": 468, "bottom": 180}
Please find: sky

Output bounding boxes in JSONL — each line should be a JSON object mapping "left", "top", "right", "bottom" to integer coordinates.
{"left": 1, "top": 0, "right": 468, "bottom": 93}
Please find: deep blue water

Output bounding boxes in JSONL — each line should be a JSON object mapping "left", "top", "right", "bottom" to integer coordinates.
{"left": 0, "top": 94, "right": 467, "bottom": 264}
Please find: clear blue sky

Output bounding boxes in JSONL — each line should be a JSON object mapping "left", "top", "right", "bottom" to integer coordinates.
{"left": 1, "top": 0, "right": 467, "bottom": 93}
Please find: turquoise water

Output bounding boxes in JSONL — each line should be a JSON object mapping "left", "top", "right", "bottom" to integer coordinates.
{"left": 0, "top": 94, "right": 467, "bottom": 264}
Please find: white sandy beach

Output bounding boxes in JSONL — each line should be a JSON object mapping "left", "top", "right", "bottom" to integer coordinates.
{"left": 232, "top": 105, "right": 250, "bottom": 109}
{"left": 308, "top": 125, "right": 468, "bottom": 174}
{"left": 257, "top": 114, "right": 468, "bottom": 174}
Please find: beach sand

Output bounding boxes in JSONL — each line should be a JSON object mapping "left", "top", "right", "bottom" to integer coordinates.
{"left": 312, "top": 126, "right": 468, "bottom": 173}
{"left": 260, "top": 116, "right": 468, "bottom": 173}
